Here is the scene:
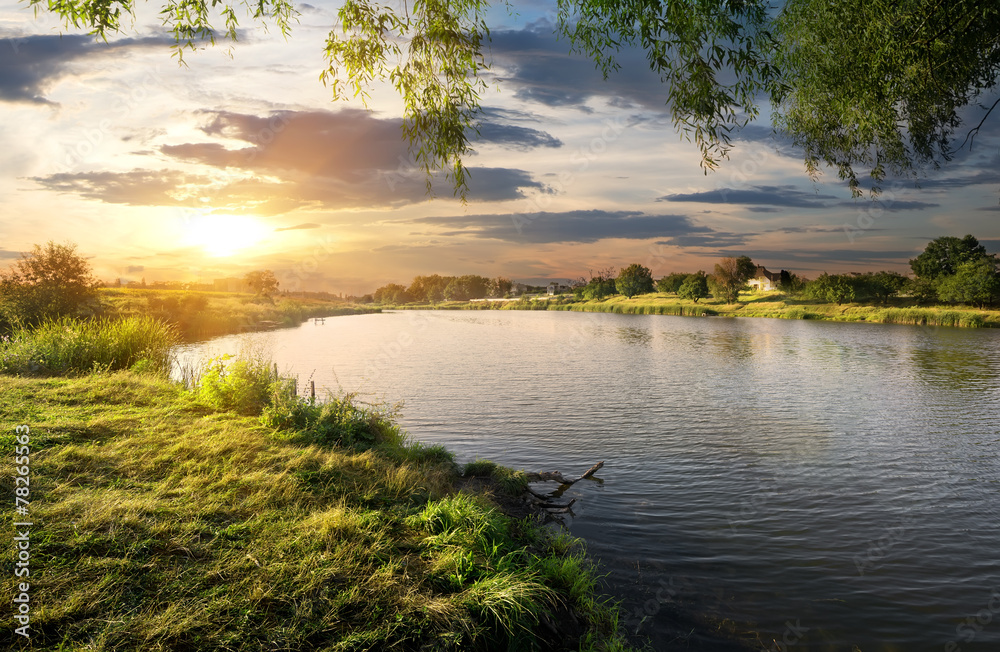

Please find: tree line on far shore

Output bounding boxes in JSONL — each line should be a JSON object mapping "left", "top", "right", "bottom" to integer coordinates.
{"left": 372, "top": 275, "right": 517, "bottom": 304}
{"left": 369, "top": 235, "right": 1000, "bottom": 309}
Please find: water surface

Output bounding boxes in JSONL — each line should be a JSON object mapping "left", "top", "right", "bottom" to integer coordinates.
{"left": 175, "top": 311, "right": 1000, "bottom": 650}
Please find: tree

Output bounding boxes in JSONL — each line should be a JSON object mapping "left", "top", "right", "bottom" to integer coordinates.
{"left": 244, "top": 270, "right": 279, "bottom": 298}
{"left": 656, "top": 273, "right": 689, "bottom": 294}
{"left": 677, "top": 272, "right": 709, "bottom": 303}
{"left": 490, "top": 277, "right": 513, "bottom": 298}
{"left": 936, "top": 258, "right": 1000, "bottom": 307}
{"left": 777, "top": 270, "right": 806, "bottom": 294}
{"left": 910, "top": 235, "right": 991, "bottom": 280}
{"left": 408, "top": 275, "right": 450, "bottom": 303}
{"left": 443, "top": 275, "right": 490, "bottom": 301}
{"left": 373, "top": 283, "right": 411, "bottom": 304}
{"left": 864, "top": 271, "right": 908, "bottom": 305}
{"left": 805, "top": 273, "right": 857, "bottom": 305}
{"left": 904, "top": 276, "right": 940, "bottom": 305}
{"left": 709, "top": 256, "right": 756, "bottom": 304}
{"left": 576, "top": 267, "right": 618, "bottom": 300}
{"left": 615, "top": 264, "right": 654, "bottom": 299}
{"left": 0, "top": 241, "right": 100, "bottom": 327}
{"left": 35, "top": 1, "right": 1000, "bottom": 198}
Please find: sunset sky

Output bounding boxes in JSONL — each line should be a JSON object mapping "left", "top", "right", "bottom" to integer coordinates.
{"left": 2, "top": 1, "right": 999, "bottom": 295}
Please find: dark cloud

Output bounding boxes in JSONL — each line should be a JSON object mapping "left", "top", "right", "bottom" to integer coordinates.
{"left": 731, "top": 248, "right": 916, "bottom": 270}
{"left": 0, "top": 248, "right": 22, "bottom": 260}
{"left": 126, "top": 265, "right": 145, "bottom": 273}
{"left": 658, "top": 185, "right": 842, "bottom": 209}
{"left": 979, "top": 239, "right": 1000, "bottom": 254}
{"left": 31, "top": 109, "right": 547, "bottom": 211}
{"left": 912, "top": 169, "right": 1000, "bottom": 189}
{"left": 0, "top": 33, "right": 174, "bottom": 104}
{"left": 163, "top": 109, "right": 546, "bottom": 207}
{"left": 768, "top": 226, "right": 875, "bottom": 235}
{"left": 732, "top": 123, "right": 805, "bottom": 159}
{"left": 656, "top": 232, "right": 750, "bottom": 248}
{"left": 834, "top": 199, "right": 939, "bottom": 211}
{"left": 489, "top": 28, "right": 667, "bottom": 111}
{"left": 411, "top": 210, "right": 719, "bottom": 244}
{"left": 474, "top": 121, "right": 562, "bottom": 150}
{"left": 275, "top": 222, "right": 321, "bottom": 232}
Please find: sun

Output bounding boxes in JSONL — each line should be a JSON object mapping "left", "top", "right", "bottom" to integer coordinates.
{"left": 183, "top": 215, "right": 270, "bottom": 257}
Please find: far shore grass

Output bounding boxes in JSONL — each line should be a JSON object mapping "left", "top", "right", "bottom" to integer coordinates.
{"left": 381, "top": 291, "right": 1000, "bottom": 328}
{"left": 97, "top": 287, "right": 380, "bottom": 340}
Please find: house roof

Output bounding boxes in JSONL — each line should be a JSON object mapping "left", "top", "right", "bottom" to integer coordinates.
{"left": 754, "top": 265, "right": 782, "bottom": 282}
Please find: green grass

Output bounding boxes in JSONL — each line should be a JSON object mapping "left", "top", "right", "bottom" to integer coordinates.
{"left": 463, "top": 459, "right": 530, "bottom": 496}
{"left": 98, "top": 288, "right": 379, "bottom": 340}
{"left": 0, "top": 315, "right": 177, "bottom": 376}
{"left": 398, "top": 292, "right": 1000, "bottom": 328}
{"left": 0, "top": 336, "right": 632, "bottom": 650}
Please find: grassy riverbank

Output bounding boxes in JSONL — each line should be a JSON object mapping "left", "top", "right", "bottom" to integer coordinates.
{"left": 98, "top": 288, "right": 380, "bottom": 340}
{"left": 0, "top": 319, "right": 631, "bottom": 651}
{"left": 384, "top": 292, "right": 1000, "bottom": 328}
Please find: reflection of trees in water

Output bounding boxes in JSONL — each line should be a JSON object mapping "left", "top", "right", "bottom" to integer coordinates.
{"left": 615, "top": 326, "right": 653, "bottom": 347}
{"left": 908, "top": 331, "right": 1000, "bottom": 390}
{"left": 706, "top": 331, "right": 756, "bottom": 361}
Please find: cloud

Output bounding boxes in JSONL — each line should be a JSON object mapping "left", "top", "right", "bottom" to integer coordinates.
{"left": 411, "top": 210, "right": 723, "bottom": 244}
{"left": 161, "top": 109, "right": 547, "bottom": 208}
{"left": 658, "top": 185, "right": 842, "bottom": 209}
{"left": 474, "top": 121, "right": 562, "bottom": 150}
{"left": 979, "top": 239, "right": 1000, "bottom": 254}
{"left": 655, "top": 232, "right": 750, "bottom": 248}
{"left": 275, "top": 222, "right": 321, "bottom": 232}
{"left": 489, "top": 28, "right": 667, "bottom": 111}
{"left": 126, "top": 265, "right": 145, "bottom": 273}
{"left": 736, "top": 248, "right": 917, "bottom": 270}
{"left": 768, "top": 226, "right": 873, "bottom": 235}
{"left": 30, "top": 169, "right": 298, "bottom": 213}
{"left": 0, "top": 33, "right": 173, "bottom": 104}
{"left": 31, "top": 109, "right": 549, "bottom": 211}
{"left": 834, "top": 200, "right": 939, "bottom": 211}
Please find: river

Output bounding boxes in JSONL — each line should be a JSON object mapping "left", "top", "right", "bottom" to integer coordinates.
{"left": 173, "top": 310, "right": 1000, "bottom": 651}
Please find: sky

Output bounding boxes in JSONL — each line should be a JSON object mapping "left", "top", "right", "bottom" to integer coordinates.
{"left": 1, "top": 1, "right": 999, "bottom": 295}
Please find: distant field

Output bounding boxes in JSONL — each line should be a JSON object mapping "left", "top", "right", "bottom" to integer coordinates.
{"left": 98, "top": 288, "right": 379, "bottom": 339}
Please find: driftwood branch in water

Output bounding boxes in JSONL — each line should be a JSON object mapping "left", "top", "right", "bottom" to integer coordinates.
{"left": 524, "top": 461, "right": 604, "bottom": 486}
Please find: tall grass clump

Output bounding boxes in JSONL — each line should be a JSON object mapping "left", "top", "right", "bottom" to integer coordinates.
{"left": 195, "top": 353, "right": 277, "bottom": 415}
{"left": 0, "top": 315, "right": 176, "bottom": 375}
{"left": 408, "top": 493, "right": 555, "bottom": 637}
{"left": 190, "top": 347, "right": 407, "bottom": 449}
{"left": 783, "top": 306, "right": 816, "bottom": 320}
{"left": 261, "top": 378, "right": 406, "bottom": 449}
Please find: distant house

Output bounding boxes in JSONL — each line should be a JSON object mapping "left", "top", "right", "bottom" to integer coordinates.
{"left": 747, "top": 265, "right": 784, "bottom": 292}
{"left": 511, "top": 283, "right": 529, "bottom": 296}
{"left": 546, "top": 282, "right": 571, "bottom": 296}
{"left": 213, "top": 277, "right": 251, "bottom": 293}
